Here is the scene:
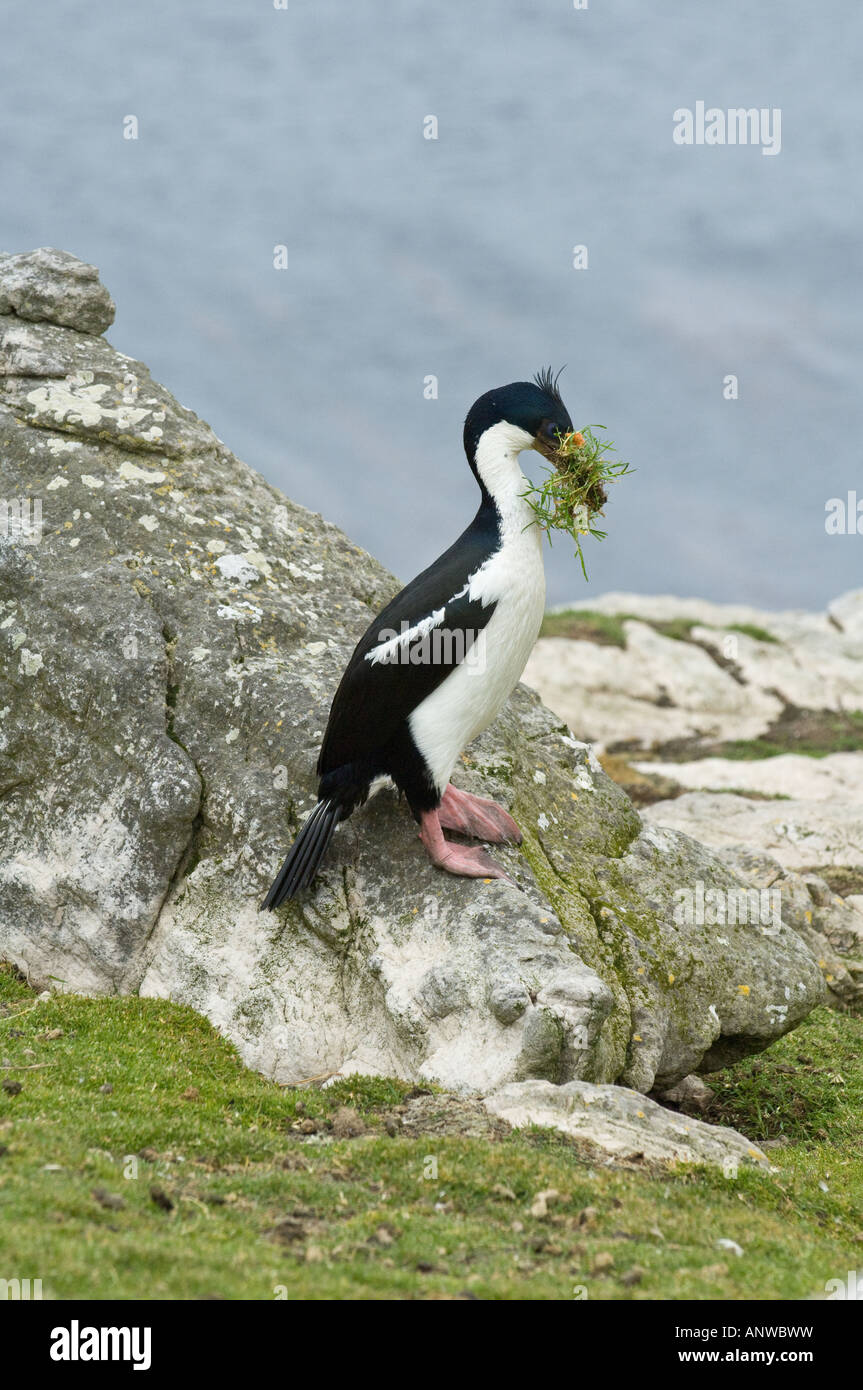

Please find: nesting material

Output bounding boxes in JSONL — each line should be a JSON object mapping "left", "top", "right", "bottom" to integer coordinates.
{"left": 523, "top": 427, "right": 632, "bottom": 578}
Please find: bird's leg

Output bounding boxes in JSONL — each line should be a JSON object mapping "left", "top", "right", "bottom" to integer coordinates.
{"left": 418, "top": 809, "right": 515, "bottom": 884}
{"left": 438, "top": 784, "right": 522, "bottom": 845}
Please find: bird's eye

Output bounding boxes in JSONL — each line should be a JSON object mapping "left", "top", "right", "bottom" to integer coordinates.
{"left": 544, "top": 421, "right": 559, "bottom": 440}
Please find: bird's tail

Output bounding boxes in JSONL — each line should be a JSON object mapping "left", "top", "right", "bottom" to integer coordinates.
{"left": 260, "top": 798, "right": 343, "bottom": 910}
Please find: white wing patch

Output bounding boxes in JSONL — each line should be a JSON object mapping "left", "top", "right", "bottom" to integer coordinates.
{"left": 450, "top": 564, "right": 501, "bottom": 608}
{"left": 366, "top": 555, "right": 508, "bottom": 670}
{"left": 365, "top": 607, "right": 446, "bottom": 665}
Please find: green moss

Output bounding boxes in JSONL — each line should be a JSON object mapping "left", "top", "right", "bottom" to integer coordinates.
{"left": 516, "top": 828, "right": 631, "bottom": 1081}
{"left": 725, "top": 623, "right": 780, "bottom": 645}
{"left": 539, "top": 610, "right": 630, "bottom": 647}
{"left": 654, "top": 708, "right": 863, "bottom": 763}
{"left": 649, "top": 618, "right": 699, "bottom": 643}
{"left": 515, "top": 1008, "right": 567, "bottom": 1083}
{"left": 705, "top": 787, "right": 791, "bottom": 801}
{"left": 719, "top": 713, "right": 863, "bottom": 759}
{"left": 540, "top": 611, "right": 722, "bottom": 649}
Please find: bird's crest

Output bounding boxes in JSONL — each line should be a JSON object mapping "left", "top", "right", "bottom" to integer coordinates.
{"left": 533, "top": 365, "right": 566, "bottom": 407}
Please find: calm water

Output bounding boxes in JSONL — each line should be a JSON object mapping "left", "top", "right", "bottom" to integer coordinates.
{"left": 3, "top": 0, "right": 861, "bottom": 609}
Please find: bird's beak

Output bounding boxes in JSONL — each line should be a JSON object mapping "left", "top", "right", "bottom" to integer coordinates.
{"left": 533, "top": 435, "right": 570, "bottom": 472}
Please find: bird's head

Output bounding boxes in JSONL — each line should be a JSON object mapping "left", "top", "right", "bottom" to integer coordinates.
{"left": 463, "top": 369, "right": 574, "bottom": 492}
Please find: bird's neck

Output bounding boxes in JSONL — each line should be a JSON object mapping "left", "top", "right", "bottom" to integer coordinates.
{"left": 472, "top": 422, "right": 539, "bottom": 546}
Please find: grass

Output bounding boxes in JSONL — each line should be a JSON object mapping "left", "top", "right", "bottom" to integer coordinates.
{"left": 1, "top": 964, "right": 861, "bottom": 1301}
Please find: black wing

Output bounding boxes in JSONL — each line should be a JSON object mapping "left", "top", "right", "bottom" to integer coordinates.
{"left": 318, "top": 507, "right": 499, "bottom": 775}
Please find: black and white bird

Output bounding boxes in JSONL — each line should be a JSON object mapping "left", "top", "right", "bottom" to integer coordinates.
{"left": 262, "top": 369, "right": 574, "bottom": 909}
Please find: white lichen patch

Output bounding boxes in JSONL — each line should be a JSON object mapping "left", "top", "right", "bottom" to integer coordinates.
{"left": 18, "top": 648, "right": 44, "bottom": 676}
{"left": 138, "top": 515, "right": 159, "bottom": 532}
{"left": 26, "top": 380, "right": 151, "bottom": 431}
{"left": 216, "top": 601, "right": 262, "bottom": 623}
{"left": 206, "top": 539, "right": 227, "bottom": 554}
{"left": 288, "top": 562, "right": 322, "bottom": 583}
{"left": 215, "top": 554, "right": 261, "bottom": 586}
{"left": 46, "top": 476, "right": 70, "bottom": 490}
{"left": 46, "top": 437, "right": 82, "bottom": 455}
{"left": 118, "top": 461, "right": 167, "bottom": 485}
{"left": 241, "top": 549, "right": 273, "bottom": 579}
{"left": 573, "top": 766, "right": 595, "bottom": 793}
{"left": 80, "top": 475, "right": 104, "bottom": 489}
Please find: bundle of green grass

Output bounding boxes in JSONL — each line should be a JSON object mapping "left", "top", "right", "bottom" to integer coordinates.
{"left": 524, "top": 427, "right": 632, "bottom": 578}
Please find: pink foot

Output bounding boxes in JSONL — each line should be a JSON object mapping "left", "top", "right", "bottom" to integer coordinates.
{"left": 418, "top": 810, "right": 515, "bottom": 884}
{"left": 438, "top": 784, "right": 522, "bottom": 845}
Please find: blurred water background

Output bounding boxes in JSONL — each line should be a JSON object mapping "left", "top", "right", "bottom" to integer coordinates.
{"left": 3, "top": 0, "right": 861, "bottom": 608}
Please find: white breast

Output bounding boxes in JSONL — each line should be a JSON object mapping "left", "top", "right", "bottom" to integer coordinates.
{"left": 409, "top": 422, "right": 546, "bottom": 795}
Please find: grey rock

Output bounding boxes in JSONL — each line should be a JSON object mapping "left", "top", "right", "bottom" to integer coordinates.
{"left": 414, "top": 963, "right": 470, "bottom": 1020}
{"left": 722, "top": 849, "right": 862, "bottom": 1008}
{"left": 0, "top": 248, "right": 115, "bottom": 336}
{"left": 524, "top": 624, "right": 783, "bottom": 751}
{"left": 656, "top": 1074, "right": 714, "bottom": 1110}
{"left": 488, "top": 976, "right": 530, "bottom": 1025}
{"left": 643, "top": 790, "right": 863, "bottom": 872}
{"left": 0, "top": 248, "right": 828, "bottom": 1100}
{"left": 584, "top": 822, "right": 825, "bottom": 1087}
{"left": 829, "top": 588, "right": 863, "bottom": 640}
{"left": 484, "top": 1079, "right": 770, "bottom": 1170}
{"left": 637, "top": 751, "right": 863, "bottom": 805}
{"left": 842, "top": 896, "right": 863, "bottom": 933}
{"left": 720, "top": 845, "right": 785, "bottom": 890}
{"left": 801, "top": 874, "right": 837, "bottom": 909}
